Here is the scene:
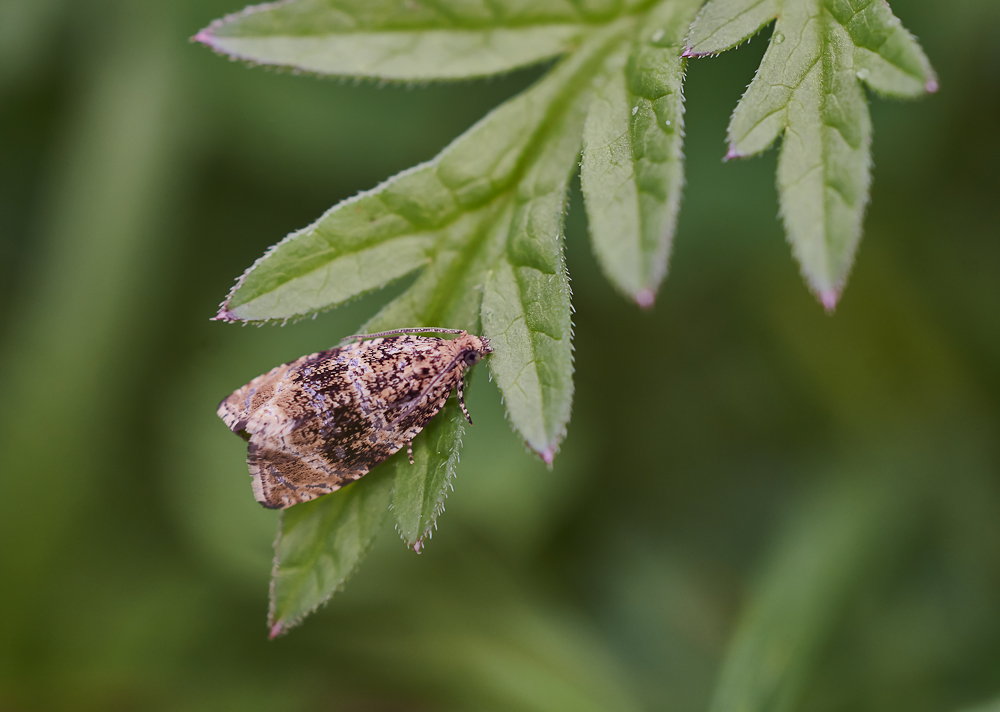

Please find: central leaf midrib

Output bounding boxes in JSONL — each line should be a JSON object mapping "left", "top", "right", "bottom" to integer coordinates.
{"left": 424, "top": 201, "right": 509, "bottom": 327}
{"left": 219, "top": 0, "right": 665, "bottom": 37}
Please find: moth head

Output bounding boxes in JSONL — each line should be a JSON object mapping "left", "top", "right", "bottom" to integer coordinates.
{"left": 453, "top": 333, "right": 492, "bottom": 367}
{"left": 462, "top": 350, "right": 481, "bottom": 366}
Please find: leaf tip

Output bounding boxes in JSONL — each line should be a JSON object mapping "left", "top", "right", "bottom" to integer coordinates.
{"left": 212, "top": 305, "right": 240, "bottom": 322}
{"left": 681, "top": 47, "right": 697, "bottom": 58}
{"left": 268, "top": 621, "right": 284, "bottom": 640}
{"left": 724, "top": 146, "right": 745, "bottom": 161}
{"left": 191, "top": 29, "right": 215, "bottom": 47}
{"left": 818, "top": 289, "right": 840, "bottom": 313}
{"left": 635, "top": 289, "right": 656, "bottom": 310}
{"left": 540, "top": 448, "right": 555, "bottom": 468}
{"left": 925, "top": 78, "right": 939, "bottom": 94}
{"left": 412, "top": 539, "right": 423, "bottom": 554}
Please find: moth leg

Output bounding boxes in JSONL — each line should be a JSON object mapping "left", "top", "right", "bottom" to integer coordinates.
{"left": 407, "top": 440, "right": 414, "bottom": 465}
{"left": 457, "top": 377, "right": 473, "bottom": 426}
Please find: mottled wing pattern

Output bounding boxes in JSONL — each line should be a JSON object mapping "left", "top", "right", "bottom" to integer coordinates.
{"left": 218, "top": 335, "right": 468, "bottom": 509}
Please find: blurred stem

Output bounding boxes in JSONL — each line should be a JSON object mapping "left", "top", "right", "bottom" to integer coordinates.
{"left": 0, "top": 1, "right": 180, "bottom": 674}
{"left": 707, "top": 453, "right": 927, "bottom": 712}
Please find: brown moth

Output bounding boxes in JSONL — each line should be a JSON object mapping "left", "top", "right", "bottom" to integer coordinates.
{"left": 218, "top": 328, "right": 492, "bottom": 509}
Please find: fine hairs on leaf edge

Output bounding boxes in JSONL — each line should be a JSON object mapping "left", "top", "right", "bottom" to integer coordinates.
{"left": 394, "top": 408, "right": 467, "bottom": 553}
{"left": 193, "top": 32, "right": 579, "bottom": 88}
{"left": 682, "top": 3, "right": 777, "bottom": 59}
{"left": 212, "top": 155, "right": 449, "bottom": 324}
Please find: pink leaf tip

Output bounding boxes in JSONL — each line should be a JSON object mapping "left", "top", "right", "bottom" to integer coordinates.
{"left": 540, "top": 448, "right": 555, "bottom": 467}
{"left": 681, "top": 47, "right": 697, "bottom": 58}
{"left": 192, "top": 30, "right": 215, "bottom": 46}
{"left": 724, "top": 147, "right": 744, "bottom": 161}
{"left": 269, "top": 622, "right": 283, "bottom": 639}
{"left": 635, "top": 289, "right": 656, "bottom": 309}
{"left": 819, "top": 289, "right": 840, "bottom": 313}
{"left": 212, "top": 307, "right": 239, "bottom": 322}
{"left": 925, "top": 78, "right": 939, "bottom": 94}
{"left": 412, "top": 540, "right": 423, "bottom": 554}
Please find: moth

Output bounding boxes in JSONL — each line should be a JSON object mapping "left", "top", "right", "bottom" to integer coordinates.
{"left": 218, "top": 328, "right": 492, "bottom": 509}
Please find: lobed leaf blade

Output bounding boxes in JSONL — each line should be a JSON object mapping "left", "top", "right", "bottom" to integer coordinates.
{"left": 686, "top": 0, "right": 936, "bottom": 308}
{"left": 581, "top": 0, "right": 699, "bottom": 306}
{"left": 829, "top": 0, "right": 938, "bottom": 97}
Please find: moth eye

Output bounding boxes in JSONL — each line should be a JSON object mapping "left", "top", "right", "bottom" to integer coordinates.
{"left": 463, "top": 351, "right": 481, "bottom": 366}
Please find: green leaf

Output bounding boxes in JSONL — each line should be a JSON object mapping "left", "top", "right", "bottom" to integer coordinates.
{"left": 684, "top": 0, "right": 778, "bottom": 55}
{"left": 581, "top": 0, "right": 698, "bottom": 306}
{"left": 217, "top": 23, "right": 620, "bottom": 324}
{"left": 388, "top": 404, "right": 466, "bottom": 552}
{"left": 480, "top": 67, "right": 596, "bottom": 461}
{"left": 268, "top": 468, "right": 393, "bottom": 636}
{"left": 479, "top": 23, "right": 629, "bottom": 460}
{"left": 708, "top": 465, "right": 920, "bottom": 712}
{"left": 685, "top": 0, "right": 936, "bottom": 309}
{"left": 195, "top": 0, "right": 598, "bottom": 81}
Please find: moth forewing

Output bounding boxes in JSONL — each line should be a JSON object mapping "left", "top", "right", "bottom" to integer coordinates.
{"left": 217, "top": 329, "right": 491, "bottom": 509}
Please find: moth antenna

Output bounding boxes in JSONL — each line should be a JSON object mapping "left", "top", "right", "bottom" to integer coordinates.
{"left": 457, "top": 377, "right": 472, "bottom": 425}
{"left": 388, "top": 352, "right": 467, "bottom": 429}
{"left": 343, "top": 327, "right": 467, "bottom": 342}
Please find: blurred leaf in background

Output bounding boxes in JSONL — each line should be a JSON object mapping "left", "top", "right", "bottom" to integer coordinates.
{"left": 0, "top": 0, "right": 999, "bottom": 711}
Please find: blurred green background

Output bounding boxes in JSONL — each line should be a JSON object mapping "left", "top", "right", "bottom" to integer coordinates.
{"left": 1, "top": 1, "right": 999, "bottom": 710}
